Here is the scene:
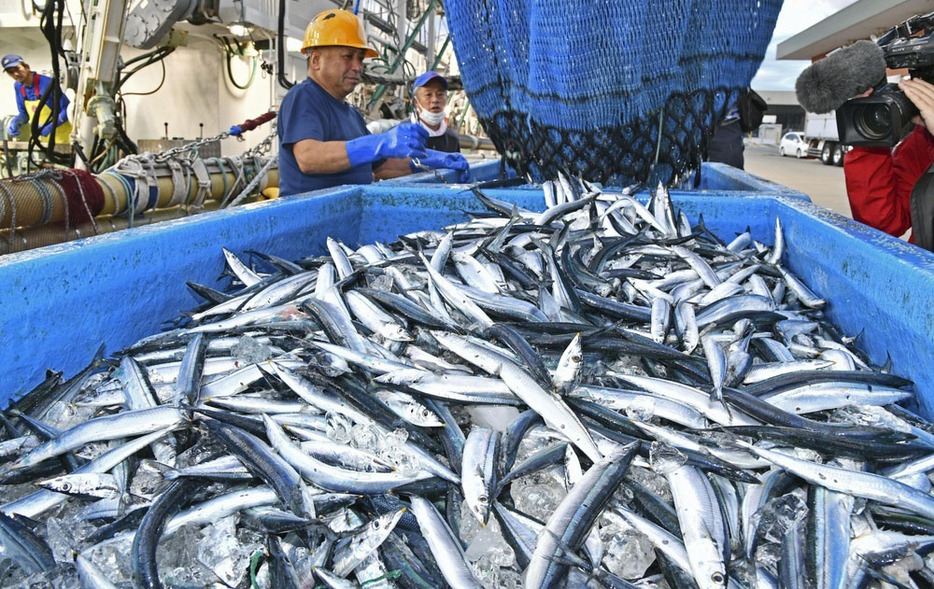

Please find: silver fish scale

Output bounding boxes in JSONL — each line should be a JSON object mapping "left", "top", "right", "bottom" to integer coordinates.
{"left": 0, "top": 180, "right": 928, "bottom": 589}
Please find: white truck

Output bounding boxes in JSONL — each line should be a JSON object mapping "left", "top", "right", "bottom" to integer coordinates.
{"left": 804, "top": 111, "right": 846, "bottom": 166}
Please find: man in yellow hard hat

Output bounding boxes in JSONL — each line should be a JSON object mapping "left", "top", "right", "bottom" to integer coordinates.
{"left": 278, "top": 9, "right": 432, "bottom": 196}
{"left": 3, "top": 54, "right": 72, "bottom": 143}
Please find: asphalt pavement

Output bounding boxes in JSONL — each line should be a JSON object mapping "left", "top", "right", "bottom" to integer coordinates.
{"left": 742, "top": 141, "right": 851, "bottom": 218}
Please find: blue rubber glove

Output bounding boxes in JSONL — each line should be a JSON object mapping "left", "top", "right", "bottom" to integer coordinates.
{"left": 346, "top": 122, "right": 428, "bottom": 167}
{"left": 39, "top": 123, "right": 53, "bottom": 137}
{"left": 7, "top": 119, "right": 21, "bottom": 137}
{"left": 415, "top": 149, "right": 471, "bottom": 182}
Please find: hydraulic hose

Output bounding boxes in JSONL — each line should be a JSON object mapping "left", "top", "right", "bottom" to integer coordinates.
{"left": 277, "top": 0, "right": 294, "bottom": 90}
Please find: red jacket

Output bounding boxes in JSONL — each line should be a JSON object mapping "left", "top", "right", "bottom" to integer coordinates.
{"left": 843, "top": 125, "right": 934, "bottom": 239}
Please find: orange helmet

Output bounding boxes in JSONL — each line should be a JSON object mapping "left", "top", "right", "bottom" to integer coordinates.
{"left": 302, "top": 9, "right": 378, "bottom": 58}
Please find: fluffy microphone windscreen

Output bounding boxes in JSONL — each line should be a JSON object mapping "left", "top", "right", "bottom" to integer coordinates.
{"left": 795, "top": 40, "right": 888, "bottom": 113}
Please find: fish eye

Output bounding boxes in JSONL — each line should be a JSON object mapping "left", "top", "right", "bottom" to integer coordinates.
{"left": 712, "top": 572, "right": 724, "bottom": 584}
{"left": 61, "top": 482, "right": 71, "bottom": 492}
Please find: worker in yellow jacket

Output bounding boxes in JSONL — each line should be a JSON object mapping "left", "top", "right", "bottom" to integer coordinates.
{"left": 3, "top": 54, "right": 71, "bottom": 143}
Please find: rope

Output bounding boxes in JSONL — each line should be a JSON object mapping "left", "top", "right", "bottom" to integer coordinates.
{"left": 223, "top": 157, "right": 244, "bottom": 202}
{"left": 0, "top": 182, "right": 16, "bottom": 252}
{"left": 180, "top": 159, "right": 194, "bottom": 214}
{"left": 98, "top": 172, "right": 119, "bottom": 213}
{"left": 224, "top": 155, "right": 277, "bottom": 208}
{"left": 212, "top": 157, "right": 230, "bottom": 201}
{"left": 34, "top": 177, "right": 54, "bottom": 226}
{"left": 51, "top": 174, "right": 70, "bottom": 237}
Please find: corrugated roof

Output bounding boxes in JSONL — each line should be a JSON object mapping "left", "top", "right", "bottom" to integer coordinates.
{"left": 777, "top": 0, "right": 934, "bottom": 60}
{"left": 757, "top": 90, "right": 800, "bottom": 106}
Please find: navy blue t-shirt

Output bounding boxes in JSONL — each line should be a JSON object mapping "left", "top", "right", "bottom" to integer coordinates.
{"left": 278, "top": 78, "right": 374, "bottom": 196}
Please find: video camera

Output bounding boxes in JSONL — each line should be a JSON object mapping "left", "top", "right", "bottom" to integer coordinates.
{"left": 838, "top": 12, "right": 934, "bottom": 147}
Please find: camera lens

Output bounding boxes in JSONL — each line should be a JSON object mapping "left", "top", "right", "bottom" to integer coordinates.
{"left": 855, "top": 104, "right": 892, "bottom": 141}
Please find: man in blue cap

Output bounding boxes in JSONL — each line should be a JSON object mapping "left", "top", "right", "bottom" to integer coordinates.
{"left": 3, "top": 54, "right": 71, "bottom": 143}
{"left": 409, "top": 71, "right": 470, "bottom": 180}
{"left": 412, "top": 71, "right": 460, "bottom": 153}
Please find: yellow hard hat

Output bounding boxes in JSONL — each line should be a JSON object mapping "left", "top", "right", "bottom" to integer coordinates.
{"left": 302, "top": 9, "right": 378, "bottom": 58}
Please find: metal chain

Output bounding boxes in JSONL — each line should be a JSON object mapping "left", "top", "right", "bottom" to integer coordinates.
{"left": 151, "top": 130, "right": 231, "bottom": 164}
{"left": 244, "top": 127, "right": 277, "bottom": 158}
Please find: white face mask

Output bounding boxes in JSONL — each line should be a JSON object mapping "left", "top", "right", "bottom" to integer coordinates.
{"left": 417, "top": 106, "right": 446, "bottom": 127}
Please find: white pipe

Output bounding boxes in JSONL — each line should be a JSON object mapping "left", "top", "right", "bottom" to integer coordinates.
{"left": 72, "top": 0, "right": 128, "bottom": 169}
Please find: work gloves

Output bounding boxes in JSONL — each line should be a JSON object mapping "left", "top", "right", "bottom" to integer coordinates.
{"left": 413, "top": 149, "right": 471, "bottom": 182}
{"left": 346, "top": 122, "right": 427, "bottom": 167}
{"left": 39, "top": 123, "right": 53, "bottom": 137}
{"left": 7, "top": 119, "right": 21, "bottom": 137}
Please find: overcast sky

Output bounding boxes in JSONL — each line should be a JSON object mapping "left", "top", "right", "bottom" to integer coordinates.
{"left": 751, "top": 0, "right": 860, "bottom": 91}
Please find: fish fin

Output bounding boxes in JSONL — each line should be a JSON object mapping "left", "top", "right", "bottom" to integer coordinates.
{"left": 142, "top": 459, "right": 180, "bottom": 482}
{"left": 185, "top": 281, "right": 231, "bottom": 304}
{"left": 881, "top": 353, "right": 893, "bottom": 374}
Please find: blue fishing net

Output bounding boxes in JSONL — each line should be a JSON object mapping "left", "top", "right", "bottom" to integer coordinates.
{"left": 446, "top": 0, "right": 782, "bottom": 185}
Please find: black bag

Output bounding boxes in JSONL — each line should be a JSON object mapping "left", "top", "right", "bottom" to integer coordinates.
{"left": 738, "top": 88, "right": 768, "bottom": 133}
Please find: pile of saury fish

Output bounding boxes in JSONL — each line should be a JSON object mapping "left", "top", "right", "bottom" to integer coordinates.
{"left": 0, "top": 178, "right": 931, "bottom": 589}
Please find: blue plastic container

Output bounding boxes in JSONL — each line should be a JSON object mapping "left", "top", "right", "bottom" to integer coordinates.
{"left": 396, "top": 159, "right": 810, "bottom": 200}
{"left": 1, "top": 163, "right": 931, "bottom": 417}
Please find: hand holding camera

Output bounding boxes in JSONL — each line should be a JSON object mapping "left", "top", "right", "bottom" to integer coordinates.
{"left": 899, "top": 77, "right": 934, "bottom": 132}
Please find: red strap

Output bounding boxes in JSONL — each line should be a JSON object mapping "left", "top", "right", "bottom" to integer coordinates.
{"left": 18, "top": 76, "right": 40, "bottom": 100}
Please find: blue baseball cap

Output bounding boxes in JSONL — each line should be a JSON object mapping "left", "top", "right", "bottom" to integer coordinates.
{"left": 413, "top": 71, "right": 447, "bottom": 92}
{"left": 2, "top": 54, "right": 24, "bottom": 70}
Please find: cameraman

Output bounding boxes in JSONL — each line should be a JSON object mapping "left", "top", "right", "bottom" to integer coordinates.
{"left": 844, "top": 77, "right": 934, "bottom": 251}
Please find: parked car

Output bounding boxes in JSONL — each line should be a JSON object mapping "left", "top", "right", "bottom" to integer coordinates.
{"left": 779, "top": 132, "right": 809, "bottom": 158}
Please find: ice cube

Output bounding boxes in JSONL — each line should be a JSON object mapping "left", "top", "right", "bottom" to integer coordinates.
{"left": 465, "top": 524, "right": 500, "bottom": 562}
{"left": 325, "top": 412, "right": 354, "bottom": 444}
{"left": 756, "top": 492, "right": 808, "bottom": 546}
{"left": 232, "top": 335, "right": 275, "bottom": 364}
{"left": 83, "top": 533, "right": 135, "bottom": 585}
{"left": 467, "top": 406, "right": 520, "bottom": 432}
{"left": 196, "top": 516, "right": 257, "bottom": 587}
{"left": 509, "top": 471, "right": 566, "bottom": 522}
{"left": 470, "top": 554, "right": 520, "bottom": 589}
{"left": 601, "top": 527, "right": 656, "bottom": 579}
{"left": 45, "top": 516, "right": 94, "bottom": 563}
{"left": 381, "top": 428, "right": 409, "bottom": 450}
{"left": 381, "top": 447, "right": 420, "bottom": 476}
{"left": 622, "top": 465, "right": 672, "bottom": 504}
{"left": 367, "top": 274, "right": 394, "bottom": 291}
{"left": 623, "top": 396, "right": 657, "bottom": 422}
{"left": 349, "top": 423, "right": 381, "bottom": 453}
{"left": 158, "top": 523, "right": 214, "bottom": 587}
{"left": 16, "top": 564, "right": 79, "bottom": 589}
{"left": 129, "top": 460, "right": 170, "bottom": 500}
